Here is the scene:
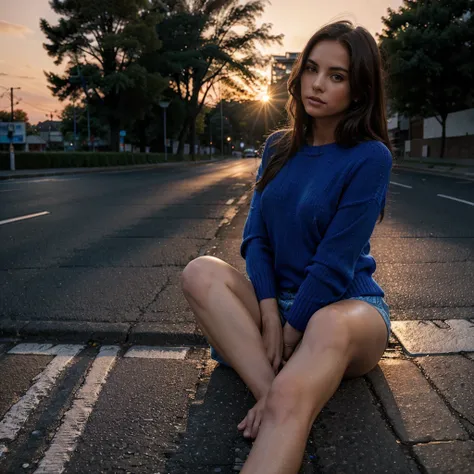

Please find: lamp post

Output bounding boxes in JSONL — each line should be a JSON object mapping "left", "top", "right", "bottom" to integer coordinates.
{"left": 159, "top": 100, "right": 171, "bottom": 161}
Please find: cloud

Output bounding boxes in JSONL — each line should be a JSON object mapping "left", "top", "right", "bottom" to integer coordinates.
{"left": 0, "top": 20, "right": 33, "bottom": 37}
{"left": 0, "top": 72, "right": 36, "bottom": 80}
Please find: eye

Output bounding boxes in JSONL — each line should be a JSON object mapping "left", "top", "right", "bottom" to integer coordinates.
{"left": 305, "top": 65, "right": 316, "bottom": 72}
{"left": 332, "top": 74, "right": 344, "bottom": 82}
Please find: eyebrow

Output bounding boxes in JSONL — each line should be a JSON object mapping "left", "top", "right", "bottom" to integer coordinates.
{"left": 306, "top": 58, "right": 348, "bottom": 73}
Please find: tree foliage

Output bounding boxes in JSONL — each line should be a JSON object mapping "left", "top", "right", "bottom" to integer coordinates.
{"left": 153, "top": 0, "right": 283, "bottom": 157}
{"left": 40, "top": 0, "right": 167, "bottom": 150}
{"left": 379, "top": 0, "right": 474, "bottom": 156}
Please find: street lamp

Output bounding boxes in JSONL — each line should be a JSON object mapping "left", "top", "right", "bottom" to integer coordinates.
{"left": 159, "top": 100, "right": 171, "bottom": 161}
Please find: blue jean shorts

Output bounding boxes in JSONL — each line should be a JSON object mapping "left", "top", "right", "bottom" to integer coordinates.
{"left": 210, "top": 291, "right": 391, "bottom": 367}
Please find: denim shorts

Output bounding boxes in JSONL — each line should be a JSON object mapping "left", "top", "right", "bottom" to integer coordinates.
{"left": 210, "top": 291, "right": 391, "bottom": 367}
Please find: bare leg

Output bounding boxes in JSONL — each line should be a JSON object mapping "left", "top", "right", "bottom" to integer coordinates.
{"left": 181, "top": 256, "right": 276, "bottom": 401}
{"left": 241, "top": 300, "right": 388, "bottom": 474}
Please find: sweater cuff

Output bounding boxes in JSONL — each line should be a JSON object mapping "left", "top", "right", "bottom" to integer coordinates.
{"left": 250, "top": 272, "right": 277, "bottom": 302}
{"left": 286, "top": 296, "right": 322, "bottom": 332}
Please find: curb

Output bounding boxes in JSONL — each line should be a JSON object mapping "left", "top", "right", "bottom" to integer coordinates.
{"left": 393, "top": 164, "right": 474, "bottom": 181}
{"left": 0, "top": 320, "right": 207, "bottom": 346}
{"left": 0, "top": 158, "right": 225, "bottom": 181}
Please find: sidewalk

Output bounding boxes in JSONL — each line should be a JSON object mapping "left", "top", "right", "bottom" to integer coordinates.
{"left": 0, "top": 158, "right": 223, "bottom": 180}
{"left": 394, "top": 156, "right": 474, "bottom": 181}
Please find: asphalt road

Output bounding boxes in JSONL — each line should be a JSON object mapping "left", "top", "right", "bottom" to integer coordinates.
{"left": 1, "top": 162, "right": 473, "bottom": 326}
{"left": 0, "top": 159, "right": 257, "bottom": 326}
{"left": 0, "top": 164, "right": 473, "bottom": 473}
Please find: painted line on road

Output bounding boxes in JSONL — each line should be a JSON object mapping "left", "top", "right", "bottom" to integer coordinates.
{"left": 0, "top": 345, "right": 83, "bottom": 442}
{"left": 226, "top": 198, "right": 235, "bottom": 205}
{"left": 437, "top": 194, "right": 474, "bottom": 207}
{"left": 390, "top": 181, "right": 413, "bottom": 189}
{"left": 0, "top": 188, "right": 20, "bottom": 193}
{"left": 34, "top": 346, "right": 119, "bottom": 474}
{"left": 124, "top": 346, "right": 189, "bottom": 359}
{"left": 0, "top": 211, "right": 50, "bottom": 226}
{"left": 8, "top": 343, "right": 83, "bottom": 356}
{"left": 237, "top": 194, "right": 248, "bottom": 205}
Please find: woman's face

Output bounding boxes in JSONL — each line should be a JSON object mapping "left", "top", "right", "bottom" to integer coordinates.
{"left": 300, "top": 40, "right": 352, "bottom": 121}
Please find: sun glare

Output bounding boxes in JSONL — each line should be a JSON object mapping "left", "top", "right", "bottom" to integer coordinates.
{"left": 262, "top": 94, "right": 270, "bottom": 103}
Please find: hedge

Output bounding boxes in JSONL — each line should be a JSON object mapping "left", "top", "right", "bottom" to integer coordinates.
{"left": 0, "top": 152, "right": 217, "bottom": 170}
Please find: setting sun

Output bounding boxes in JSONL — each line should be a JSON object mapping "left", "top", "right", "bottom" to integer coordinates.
{"left": 262, "top": 94, "right": 270, "bottom": 103}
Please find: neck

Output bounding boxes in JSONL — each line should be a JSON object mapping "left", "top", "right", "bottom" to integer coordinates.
{"left": 310, "top": 117, "right": 340, "bottom": 146}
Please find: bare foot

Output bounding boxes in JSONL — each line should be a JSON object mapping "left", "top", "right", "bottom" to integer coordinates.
{"left": 237, "top": 396, "right": 267, "bottom": 439}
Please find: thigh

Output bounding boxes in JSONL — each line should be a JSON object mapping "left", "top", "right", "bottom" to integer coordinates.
{"left": 327, "top": 299, "right": 388, "bottom": 378}
{"left": 289, "top": 299, "right": 388, "bottom": 378}
{"left": 183, "top": 256, "right": 262, "bottom": 329}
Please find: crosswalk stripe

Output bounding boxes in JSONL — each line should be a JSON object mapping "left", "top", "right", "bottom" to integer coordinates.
{"left": 8, "top": 343, "right": 82, "bottom": 356}
{"left": 124, "top": 346, "right": 189, "bottom": 359}
{"left": 34, "top": 346, "right": 119, "bottom": 474}
{"left": 0, "top": 345, "right": 83, "bottom": 442}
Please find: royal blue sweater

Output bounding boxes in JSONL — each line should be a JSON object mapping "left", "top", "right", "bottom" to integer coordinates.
{"left": 240, "top": 133, "right": 392, "bottom": 332}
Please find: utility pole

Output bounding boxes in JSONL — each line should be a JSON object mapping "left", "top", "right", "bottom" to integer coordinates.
{"left": 10, "top": 87, "right": 21, "bottom": 121}
{"left": 9, "top": 87, "right": 21, "bottom": 171}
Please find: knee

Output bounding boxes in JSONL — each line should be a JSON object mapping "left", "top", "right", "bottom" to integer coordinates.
{"left": 264, "top": 377, "right": 305, "bottom": 424}
{"left": 181, "top": 256, "right": 219, "bottom": 301}
{"left": 306, "top": 307, "right": 352, "bottom": 356}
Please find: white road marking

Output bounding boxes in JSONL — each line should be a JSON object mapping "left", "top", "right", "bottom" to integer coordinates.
{"left": 237, "top": 194, "right": 248, "bottom": 204}
{"left": 390, "top": 181, "right": 412, "bottom": 189}
{"left": 437, "top": 194, "right": 474, "bottom": 207}
{"left": 226, "top": 198, "right": 235, "bottom": 205}
{"left": 0, "top": 211, "right": 50, "bottom": 226}
{"left": 8, "top": 343, "right": 83, "bottom": 356}
{"left": 0, "top": 188, "right": 20, "bottom": 193}
{"left": 124, "top": 346, "right": 189, "bottom": 359}
{"left": 0, "top": 345, "right": 83, "bottom": 442}
{"left": 34, "top": 346, "right": 119, "bottom": 474}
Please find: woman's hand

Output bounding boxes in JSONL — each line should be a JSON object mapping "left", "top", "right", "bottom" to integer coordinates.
{"left": 282, "top": 322, "right": 303, "bottom": 364}
{"left": 237, "top": 394, "right": 267, "bottom": 439}
{"left": 259, "top": 299, "right": 283, "bottom": 374}
{"left": 261, "top": 311, "right": 283, "bottom": 374}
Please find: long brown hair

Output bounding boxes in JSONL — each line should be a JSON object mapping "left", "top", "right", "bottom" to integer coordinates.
{"left": 257, "top": 21, "right": 392, "bottom": 218}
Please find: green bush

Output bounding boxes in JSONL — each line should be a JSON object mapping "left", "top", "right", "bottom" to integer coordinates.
{"left": 0, "top": 151, "right": 218, "bottom": 170}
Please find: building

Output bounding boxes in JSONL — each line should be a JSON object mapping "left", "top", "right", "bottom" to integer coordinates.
{"left": 25, "top": 135, "right": 47, "bottom": 152}
{"left": 389, "top": 108, "right": 474, "bottom": 159}
{"left": 36, "top": 120, "right": 64, "bottom": 146}
{"left": 271, "top": 52, "right": 299, "bottom": 84}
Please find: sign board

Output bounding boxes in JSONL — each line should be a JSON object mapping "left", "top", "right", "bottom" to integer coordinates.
{"left": 0, "top": 122, "right": 26, "bottom": 144}
{"left": 119, "top": 130, "right": 127, "bottom": 137}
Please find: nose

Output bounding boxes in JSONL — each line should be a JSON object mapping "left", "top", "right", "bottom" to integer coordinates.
{"left": 312, "top": 73, "right": 325, "bottom": 92}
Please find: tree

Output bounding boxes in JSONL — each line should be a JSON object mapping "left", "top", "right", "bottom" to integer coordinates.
{"left": 155, "top": 0, "right": 283, "bottom": 159}
{"left": 0, "top": 108, "right": 29, "bottom": 124}
{"left": 40, "top": 0, "right": 167, "bottom": 151}
{"left": 379, "top": 0, "right": 474, "bottom": 157}
{"left": 60, "top": 104, "right": 108, "bottom": 149}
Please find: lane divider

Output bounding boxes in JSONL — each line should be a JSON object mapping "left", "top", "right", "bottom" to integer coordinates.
{"left": 0, "top": 211, "right": 50, "bottom": 226}
{"left": 437, "top": 194, "right": 474, "bottom": 207}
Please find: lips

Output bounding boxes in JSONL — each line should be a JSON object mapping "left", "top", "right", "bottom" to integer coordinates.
{"left": 308, "top": 96, "right": 326, "bottom": 104}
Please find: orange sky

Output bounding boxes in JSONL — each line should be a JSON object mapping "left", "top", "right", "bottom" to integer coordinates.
{"left": 0, "top": 0, "right": 403, "bottom": 124}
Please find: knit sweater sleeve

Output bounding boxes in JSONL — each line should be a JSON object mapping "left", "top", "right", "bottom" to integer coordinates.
{"left": 240, "top": 135, "right": 280, "bottom": 301}
{"left": 286, "top": 145, "right": 392, "bottom": 332}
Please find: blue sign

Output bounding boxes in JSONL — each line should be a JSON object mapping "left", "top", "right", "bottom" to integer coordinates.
{"left": 119, "top": 130, "right": 127, "bottom": 137}
{"left": 0, "top": 122, "right": 26, "bottom": 144}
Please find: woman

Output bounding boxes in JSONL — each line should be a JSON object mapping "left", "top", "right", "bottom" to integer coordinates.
{"left": 181, "top": 20, "right": 392, "bottom": 473}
